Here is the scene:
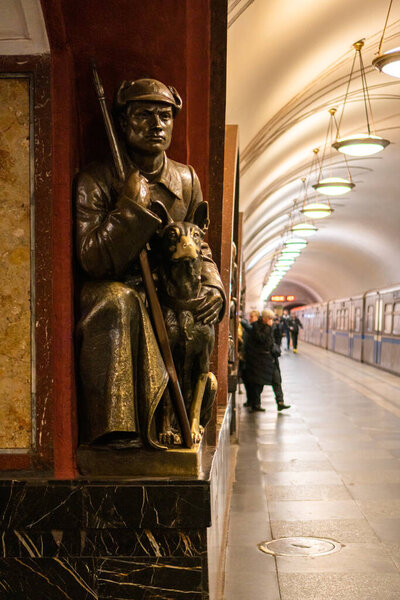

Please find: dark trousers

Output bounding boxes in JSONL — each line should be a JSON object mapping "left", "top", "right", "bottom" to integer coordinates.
{"left": 246, "top": 367, "right": 284, "bottom": 408}
{"left": 291, "top": 330, "right": 299, "bottom": 349}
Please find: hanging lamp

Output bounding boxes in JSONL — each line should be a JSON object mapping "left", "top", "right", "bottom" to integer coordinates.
{"left": 333, "top": 40, "right": 390, "bottom": 156}
{"left": 372, "top": 0, "right": 400, "bottom": 78}
{"left": 284, "top": 237, "right": 307, "bottom": 251}
{"left": 298, "top": 168, "right": 332, "bottom": 222}
{"left": 312, "top": 109, "right": 355, "bottom": 196}
{"left": 291, "top": 222, "right": 318, "bottom": 234}
{"left": 290, "top": 182, "right": 318, "bottom": 235}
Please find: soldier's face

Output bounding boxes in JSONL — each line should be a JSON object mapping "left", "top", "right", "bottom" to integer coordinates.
{"left": 121, "top": 102, "right": 174, "bottom": 155}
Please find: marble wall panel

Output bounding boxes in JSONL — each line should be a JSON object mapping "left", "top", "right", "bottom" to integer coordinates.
{"left": 0, "top": 76, "right": 32, "bottom": 449}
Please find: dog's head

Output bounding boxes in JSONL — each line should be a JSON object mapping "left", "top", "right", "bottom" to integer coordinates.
{"left": 158, "top": 201, "right": 209, "bottom": 263}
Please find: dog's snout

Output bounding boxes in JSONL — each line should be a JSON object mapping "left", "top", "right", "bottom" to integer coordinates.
{"left": 172, "top": 235, "right": 198, "bottom": 260}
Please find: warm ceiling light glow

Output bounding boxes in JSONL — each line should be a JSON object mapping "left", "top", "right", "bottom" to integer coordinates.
{"left": 373, "top": 47, "right": 400, "bottom": 78}
{"left": 284, "top": 238, "right": 307, "bottom": 250}
{"left": 291, "top": 223, "right": 318, "bottom": 236}
{"left": 281, "top": 246, "right": 302, "bottom": 254}
{"left": 312, "top": 177, "right": 355, "bottom": 196}
{"left": 332, "top": 133, "right": 390, "bottom": 156}
{"left": 280, "top": 251, "right": 300, "bottom": 259}
{"left": 277, "top": 260, "right": 295, "bottom": 267}
{"left": 301, "top": 203, "right": 333, "bottom": 219}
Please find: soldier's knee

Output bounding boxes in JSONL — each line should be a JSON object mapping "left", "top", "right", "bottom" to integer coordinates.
{"left": 104, "top": 282, "right": 140, "bottom": 312}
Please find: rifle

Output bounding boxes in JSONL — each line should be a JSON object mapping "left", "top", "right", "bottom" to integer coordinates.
{"left": 91, "top": 60, "right": 193, "bottom": 449}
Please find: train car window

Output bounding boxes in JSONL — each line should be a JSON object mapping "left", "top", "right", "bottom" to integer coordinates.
{"left": 344, "top": 308, "right": 349, "bottom": 330}
{"left": 393, "top": 303, "right": 400, "bottom": 335}
{"left": 366, "top": 305, "right": 374, "bottom": 332}
{"left": 384, "top": 303, "right": 393, "bottom": 334}
{"left": 354, "top": 307, "right": 361, "bottom": 332}
{"left": 328, "top": 310, "right": 333, "bottom": 329}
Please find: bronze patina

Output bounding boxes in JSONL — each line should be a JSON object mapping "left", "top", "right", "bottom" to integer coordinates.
{"left": 75, "top": 77, "right": 225, "bottom": 452}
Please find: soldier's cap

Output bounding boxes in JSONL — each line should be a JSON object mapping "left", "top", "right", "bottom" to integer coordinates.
{"left": 114, "top": 78, "right": 182, "bottom": 116}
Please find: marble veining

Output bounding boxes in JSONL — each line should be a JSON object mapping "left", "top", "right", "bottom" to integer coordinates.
{"left": 0, "top": 76, "right": 32, "bottom": 449}
{"left": 0, "top": 423, "right": 232, "bottom": 599}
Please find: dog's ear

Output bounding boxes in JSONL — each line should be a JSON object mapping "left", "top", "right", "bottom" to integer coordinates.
{"left": 193, "top": 201, "right": 209, "bottom": 232}
{"left": 150, "top": 200, "right": 174, "bottom": 230}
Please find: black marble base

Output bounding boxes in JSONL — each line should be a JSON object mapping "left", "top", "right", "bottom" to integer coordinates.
{"left": 0, "top": 404, "right": 233, "bottom": 600}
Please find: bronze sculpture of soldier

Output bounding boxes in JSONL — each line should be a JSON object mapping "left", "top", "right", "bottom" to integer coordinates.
{"left": 75, "top": 78, "right": 225, "bottom": 450}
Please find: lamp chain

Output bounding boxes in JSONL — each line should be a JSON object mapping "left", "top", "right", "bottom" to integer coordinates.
{"left": 378, "top": 0, "right": 394, "bottom": 55}
{"left": 336, "top": 50, "right": 357, "bottom": 139}
{"left": 358, "top": 48, "right": 376, "bottom": 135}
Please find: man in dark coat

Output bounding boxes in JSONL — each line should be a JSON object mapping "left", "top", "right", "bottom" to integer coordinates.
{"left": 288, "top": 313, "right": 303, "bottom": 353}
{"left": 242, "top": 310, "right": 290, "bottom": 412}
{"left": 75, "top": 78, "right": 225, "bottom": 449}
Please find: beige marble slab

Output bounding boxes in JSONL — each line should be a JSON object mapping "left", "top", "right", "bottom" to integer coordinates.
{"left": 0, "top": 77, "right": 32, "bottom": 448}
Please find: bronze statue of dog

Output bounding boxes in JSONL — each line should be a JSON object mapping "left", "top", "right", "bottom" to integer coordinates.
{"left": 155, "top": 201, "right": 217, "bottom": 445}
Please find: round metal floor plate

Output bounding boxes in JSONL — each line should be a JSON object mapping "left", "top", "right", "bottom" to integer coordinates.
{"left": 258, "top": 536, "right": 342, "bottom": 557}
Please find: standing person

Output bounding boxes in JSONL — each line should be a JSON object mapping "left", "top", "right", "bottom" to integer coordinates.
{"left": 280, "top": 308, "right": 291, "bottom": 351}
{"left": 289, "top": 313, "right": 303, "bottom": 353}
{"left": 240, "top": 310, "right": 260, "bottom": 407}
{"left": 273, "top": 313, "right": 283, "bottom": 349}
{"left": 242, "top": 310, "right": 290, "bottom": 412}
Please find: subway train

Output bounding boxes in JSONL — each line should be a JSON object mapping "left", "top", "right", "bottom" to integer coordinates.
{"left": 290, "top": 284, "right": 400, "bottom": 376}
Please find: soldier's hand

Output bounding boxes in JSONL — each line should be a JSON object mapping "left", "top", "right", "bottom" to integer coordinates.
{"left": 122, "top": 169, "right": 151, "bottom": 208}
{"left": 194, "top": 286, "right": 223, "bottom": 325}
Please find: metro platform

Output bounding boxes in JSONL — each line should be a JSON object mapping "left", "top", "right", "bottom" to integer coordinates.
{"left": 223, "top": 342, "right": 400, "bottom": 600}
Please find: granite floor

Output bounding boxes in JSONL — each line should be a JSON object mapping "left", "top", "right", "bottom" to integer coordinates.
{"left": 223, "top": 342, "right": 400, "bottom": 600}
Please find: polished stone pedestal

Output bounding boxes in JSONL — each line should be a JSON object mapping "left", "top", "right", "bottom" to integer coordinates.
{"left": 0, "top": 404, "right": 232, "bottom": 600}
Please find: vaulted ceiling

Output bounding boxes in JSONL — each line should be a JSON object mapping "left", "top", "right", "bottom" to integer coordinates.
{"left": 227, "top": 0, "right": 400, "bottom": 308}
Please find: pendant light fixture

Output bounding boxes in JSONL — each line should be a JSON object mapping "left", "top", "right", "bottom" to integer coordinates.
{"left": 372, "top": 1, "right": 400, "bottom": 78}
{"left": 292, "top": 222, "right": 318, "bottom": 235}
{"left": 284, "top": 238, "right": 307, "bottom": 251}
{"left": 333, "top": 40, "right": 390, "bottom": 156}
{"left": 313, "top": 109, "right": 355, "bottom": 196}
{"left": 290, "top": 181, "right": 317, "bottom": 236}
{"left": 298, "top": 168, "right": 333, "bottom": 222}
{"left": 300, "top": 204, "right": 333, "bottom": 219}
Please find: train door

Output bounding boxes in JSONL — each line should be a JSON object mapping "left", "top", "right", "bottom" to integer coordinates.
{"left": 362, "top": 292, "right": 377, "bottom": 365}
{"left": 373, "top": 296, "right": 383, "bottom": 365}
{"left": 352, "top": 299, "right": 363, "bottom": 361}
{"left": 321, "top": 304, "right": 328, "bottom": 348}
{"left": 327, "top": 304, "right": 334, "bottom": 350}
{"left": 349, "top": 300, "right": 354, "bottom": 357}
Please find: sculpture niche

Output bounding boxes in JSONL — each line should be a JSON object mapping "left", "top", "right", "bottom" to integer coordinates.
{"left": 75, "top": 76, "right": 225, "bottom": 461}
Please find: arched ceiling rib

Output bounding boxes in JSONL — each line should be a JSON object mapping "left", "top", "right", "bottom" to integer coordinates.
{"left": 227, "top": 0, "right": 400, "bottom": 310}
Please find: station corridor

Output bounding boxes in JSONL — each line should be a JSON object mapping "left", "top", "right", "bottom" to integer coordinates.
{"left": 224, "top": 343, "right": 400, "bottom": 600}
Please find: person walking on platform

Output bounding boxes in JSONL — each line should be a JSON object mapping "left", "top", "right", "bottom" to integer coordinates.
{"left": 289, "top": 313, "right": 303, "bottom": 353}
{"left": 242, "top": 309, "right": 290, "bottom": 412}
{"left": 240, "top": 310, "right": 260, "bottom": 407}
{"left": 280, "top": 308, "right": 291, "bottom": 351}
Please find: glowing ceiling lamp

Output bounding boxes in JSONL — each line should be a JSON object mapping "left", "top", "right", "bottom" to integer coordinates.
{"left": 333, "top": 40, "right": 390, "bottom": 156}
{"left": 296, "top": 168, "right": 331, "bottom": 229}
{"left": 284, "top": 238, "right": 307, "bottom": 251}
{"left": 372, "top": 1, "right": 400, "bottom": 78}
{"left": 281, "top": 245, "right": 302, "bottom": 255}
{"left": 313, "top": 109, "right": 355, "bottom": 196}
{"left": 277, "top": 258, "right": 295, "bottom": 266}
{"left": 300, "top": 202, "right": 333, "bottom": 219}
{"left": 279, "top": 251, "right": 300, "bottom": 259}
{"left": 373, "top": 46, "right": 400, "bottom": 77}
{"left": 291, "top": 222, "right": 318, "bottom": 235}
